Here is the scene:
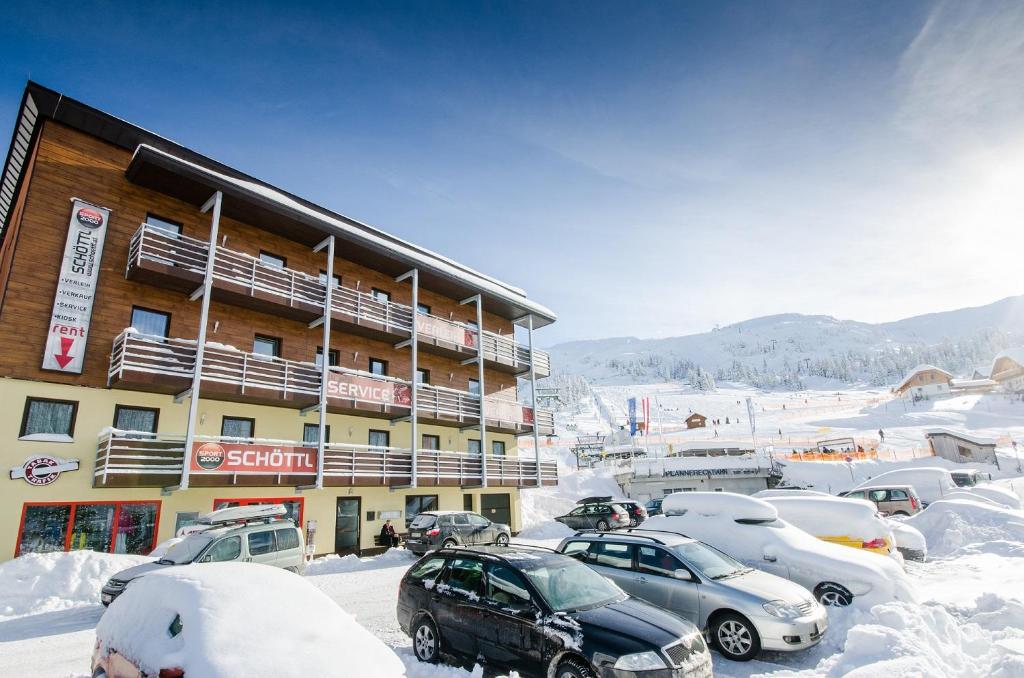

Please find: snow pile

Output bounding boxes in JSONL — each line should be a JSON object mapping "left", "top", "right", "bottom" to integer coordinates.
{"left": 305, "top": 547, "right": 416, "bottom": 576}
{"left": 98, "top": 562, "right": 405, "bottom": 677}
{"left": 519, "top": 465, "right": 623, "bottom": 528}
{"left": 0, "top": 551, "right": 153, "bottom": 619}
{"left": 970, "top": 483, "right": 1022, "bottom": 510}
{"left": 515, "top": 521, "right": 575, "bottom": 540}
{"left": 906, "top": 499, "right": 1024, "bottom": 558}
{"left": 763, "top": 496, "right": 893, "bottom": 545}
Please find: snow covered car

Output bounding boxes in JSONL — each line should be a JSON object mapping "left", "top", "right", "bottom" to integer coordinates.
{"left": 852, "top": 468, "right": 957, "bottom": 505}
{"left": 641, "top": 492, "right": 916, "bottom": 607}
{"left": 968, "top": 483, "right": 1022, "bottom": 510}
{"left": 761, "top": 496, "right": 897, "bottom": 557}
{"left": 557, "top": 530, "right": 828, "bottom": 662}
{"left": 883, "top": 519, "right": 927, "bottom": 562}
{"left": 93, "top": 562, "right": 404, "bottom": 678}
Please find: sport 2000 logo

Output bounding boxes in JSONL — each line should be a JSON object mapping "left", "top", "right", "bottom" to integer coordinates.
{"left": 75, "top": 207, "right": 104, "bottom": 228}
{"left": 195, "top": 442, "right": 226, "bottom": 470}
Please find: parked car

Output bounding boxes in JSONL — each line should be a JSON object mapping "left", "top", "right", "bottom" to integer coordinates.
{"left": 555, "top": 501, "right": 631, "bottom": 531}
{"left": 94, "top": 562, "right": 403, "bottom": 678}
{"left": 576, "top": 496, "right": 647, "bottom": 526}
{"left": 762, "top": 496, "right": 897, "bottom": 558}
{"left": 404, "top": 511, "right": 510, "bottom": 555}
{"left": 101, "top": 505, "right": 304, "bottom": 606}
{"left": 556, "top": 530, "right": 828, "bottom": 662}
{"left": 645, "top": 498, "right": 664, "bottom": 516}
{"left": 950, "top": 469, "right": 990, "bottom": 487}
{"left": 883, "top": 519, "right": 928, "bottom": 562}
{"left": 852, "top": 468, "right": 957, "bottom": 505}
{"left": 642, "top": 492, "right": 916, "bottom": 607}
{"left": 838, "top": 485, "right": 922, "bottom": 516}
{"left": 397, "top": 544, "right": 714, "bottom": 677}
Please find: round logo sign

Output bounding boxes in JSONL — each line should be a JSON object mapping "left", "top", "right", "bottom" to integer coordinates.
{"left": 195, "top": 442, "right": 226, "bottom": 470}
{"left": 76, "top": 207, "right": 104, "bottom": 228}
{"left": 22, "top": 456, "right": 62, "bottom": 486}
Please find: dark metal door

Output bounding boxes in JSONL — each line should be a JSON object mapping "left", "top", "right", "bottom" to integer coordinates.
{"left": 335, "top": 497, "right": 361, "bottom": 555}
{"left": 480, "top": 493, "right": 511, "bottom": 526}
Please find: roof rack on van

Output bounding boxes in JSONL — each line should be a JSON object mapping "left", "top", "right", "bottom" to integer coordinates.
{"left": 625, "top": 528, "right": 691, "bottom": 540}
{"left": 576, "top": 496, "right": 613, "bottom": 505}
{"left": 573, "top": 530, "right": 667, "bottom": 545}
{"left": 503, "top": 542, "right": 558, "bottom": 553}
{"left": 198, "top": 504, "right": 288, "bottom": 526}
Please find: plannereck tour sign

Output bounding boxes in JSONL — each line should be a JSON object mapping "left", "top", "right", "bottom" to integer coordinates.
{"left": 41, "top": 199, "right": 111, "bottom": 373}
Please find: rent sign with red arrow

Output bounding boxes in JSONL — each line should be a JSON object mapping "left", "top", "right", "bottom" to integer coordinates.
{"left": 41, "top": 198, "right": 110, "bottom": 373}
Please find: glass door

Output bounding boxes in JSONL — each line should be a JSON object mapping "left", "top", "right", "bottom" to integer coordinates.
{"left": 335, "top": 497, "right": 361, "bottom": 555}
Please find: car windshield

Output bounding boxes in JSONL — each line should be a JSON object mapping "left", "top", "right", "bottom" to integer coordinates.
{"left": 522, "top": 559, "right": 626, "bottom": 612}
{"left": 159, "top": 533, "right": 216, "bottom": 564}
{"left": 410, "top": 515, "right": 436, "bottom": 529}
{"left": 672, "top": 541, "right": 749, "bottom": 580}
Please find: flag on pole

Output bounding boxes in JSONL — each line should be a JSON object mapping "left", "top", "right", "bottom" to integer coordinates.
{"left": 642, "top": 397, "right": 651, "bottom": 436}
{"left": 628, "top": 397, "right": 637, "bottom": 436}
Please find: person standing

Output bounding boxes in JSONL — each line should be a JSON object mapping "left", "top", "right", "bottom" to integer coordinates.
{"left": 878, "top": 428, "right": 885, "bottom": 443}
{"left": 380, "top": 519, "right": 399, "bottom": 548}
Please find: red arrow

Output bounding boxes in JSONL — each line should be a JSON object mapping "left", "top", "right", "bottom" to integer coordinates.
{"left": 54, "top": 337, "right": 75, "bottom": 369}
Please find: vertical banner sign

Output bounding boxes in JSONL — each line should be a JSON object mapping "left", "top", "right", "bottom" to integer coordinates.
{"left": 628, "top": 397, "right": 637, "bottom": 436}
{"left": 746, "top": 396, "right": 757, "bottom": 441}
{"left": 41, "top": 199, "right": 110, "bottom": 373}
{"left": 641, "top": 397, "right": 651, "bottom": 436}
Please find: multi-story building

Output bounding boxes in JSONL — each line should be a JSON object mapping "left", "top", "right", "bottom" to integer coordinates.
{"left": 892, "top": 364, "right": 952, "bottom": 400}
{"left": 0, "top": 82, "right": 557, "bottom": 562}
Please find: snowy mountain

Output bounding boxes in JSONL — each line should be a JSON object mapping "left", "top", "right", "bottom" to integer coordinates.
{"left": 545, "top": 296, "right": 1024, "bottom": 389}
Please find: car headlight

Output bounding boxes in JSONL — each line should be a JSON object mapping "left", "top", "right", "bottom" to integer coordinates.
{"left": 613, "top": 650, "right": 667, "bottom": 671}
{"left": 762, "top": 600, "right": 803, "bottom": 618}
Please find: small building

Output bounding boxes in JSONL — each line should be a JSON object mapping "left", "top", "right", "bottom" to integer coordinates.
{"left": 685, "top": 413, "right": 708, "bottom": 429}
{"left": 990, "top": 349, "right": 1024, "bottom": 393}
{"left": 926, "top": 429, "right": 999, "bottom": 467}
{"left": 950, "top": 377, "right": 997, "bottom": 395}
{"left": 619, "top": 453, "right": 780, "bottom": 501}
{"left": 893, "top": 364, "right": 953, "bottom": 400}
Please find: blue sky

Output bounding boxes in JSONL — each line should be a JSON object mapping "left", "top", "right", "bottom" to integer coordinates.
{"left": 2, "top": 1, "right": 1023, "bottom": 345}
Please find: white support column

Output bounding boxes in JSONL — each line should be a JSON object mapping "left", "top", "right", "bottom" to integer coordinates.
{"left": 175, "top": 191, "right": 222, "bottom": 492}
{"left": 396, "top": 268, "right": 419, "bottom": 488}
{"left": 461, "top": 294, "right": 486, "bottom": 487}
{"left": 526, "top": 314, "right": 542, "bottom": 487}
{"left": 314, "top": 235, "right": 335, "bottom": 490}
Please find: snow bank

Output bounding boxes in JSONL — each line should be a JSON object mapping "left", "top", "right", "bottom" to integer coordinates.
{"left": 305, "top": 547, "right": 416, "bottom": 576}
{"left": 906, "top": 499, "right": 1024, "bottom": 558}
{"left": 971, "top": 483, "right": 1022, "bottom": 510}
{"left": 753, "top": 489, "right": 834, "bottom": 499}
{"left": 519, "top": 466, "right": 623, "bottom": 529}
{"left": 515, "top": 521, "right": 575, "bottom": 540}
{"left": 0, "top": 551, "right": 153, "bottom": 619}
{"left": 98, "top": 562, "right": 405, "bottom": 677}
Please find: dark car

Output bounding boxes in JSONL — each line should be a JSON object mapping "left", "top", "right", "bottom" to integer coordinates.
{"left": 645, "top": 499, "right": 663, "bottom": 517}
{"left": 397, "top": 545, "right": 713, "bottom": 677}
{"left": 555, "top": 501, "right": 631, "bottom": 532}
{"left": 615, "top": 500, "right": 649, "bottom": 527}
{"left": 405, "top": 511, "right": 511, "bottom": 555}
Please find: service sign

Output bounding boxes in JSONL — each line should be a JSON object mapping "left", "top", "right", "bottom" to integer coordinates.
{"left": 41, "top": 199, "right": 111, "bottom": 373}
{"left": 326, "top": 372, "right": 412, "bottom": 407}
{"left": 190, "top": 442, "right": 318, "bottom": 475}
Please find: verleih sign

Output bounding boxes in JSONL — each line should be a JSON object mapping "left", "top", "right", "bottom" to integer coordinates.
{"left": 41, "top": 199, "right": 110, "bottom": 373}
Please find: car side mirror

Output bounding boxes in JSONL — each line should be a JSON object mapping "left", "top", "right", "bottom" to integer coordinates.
{"left": 763, "top": 554, "right": 777, "bottom": 563}
{"left": 200, "top": 555, "right": 212, "bottom": 563}
{"left": 673, "top": 569, "right": 693, "bottom": 581}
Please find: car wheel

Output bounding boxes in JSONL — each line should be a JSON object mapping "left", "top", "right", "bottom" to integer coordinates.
{"left": 596, "top": 519, "right": 609, "bottom": 531}
{"left": 711, "top": 612, "right": 761, "bottom": 662}
{"left": 814, "top": 582, "right": 853, "bottom": 607}
{"left": 553, "top": 655, "right": 597, "bottom": 678}
{"left": 441, "top": 538, "right": 458, "bottom": 549}
{"left": 412, "top": 616, "right": 441, "bottom": 663}
{"left": 92, "top": 670, "right": 108, "bottom": 678}
{"left": 494, "top": 533, "right": 509, "bottom": 546}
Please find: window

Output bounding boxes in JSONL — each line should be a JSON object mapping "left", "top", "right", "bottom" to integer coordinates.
{"left": 417, "top": 303, "right": 431, "bottom": 315}
{"left": 445, "top": 558, "right": 484, "bottom": 595}
{"left": 485, "top": 563, "right": 533, "bottom": 610}
{"left": 315, "top": 347, "right": 339, "bottom": 368}
{"left": 221, "top": 417, "right": 255, "bottom": 439}
{"left": 319, "top": 271, "right": 341, "bottom": 288}
{"left": 453, "top": 513, "right": 470, "bottom": 527}
{"left": 16, "top": 501, "right": 159, "bottom": 557}
{"left": 130, "top": 306, "right": 170, "bottom": 338}
{"left": 416, "top": 368, "right": 430, "bottom": 385}
{"left": 113, "top": 405, "right": 159, "bottom": 436}
{"left": 369, "top": 358, "right": 388, "bottom": 376}
{"left": 174, "top": 512, "right": 199, "bottom": 535}
{"left": 468, "top": 379, "right": 481, "bottom": 396}
{"left": 253, "top": 335, "right": 281, "bottom": 358}
{"left": 422, "top": 434, "right": 440, "bottom": 451}
{"left": 868, "top": 490, "right": 888, "bottom": 502}
{"left": 276, "top": 528, "right": 300, "bottom": 551}
{"left": 259, "top": 251, "right": 286, "bottom": 268}
{"left": 890, "top": 489, "right": 909, "bottom": 501}
{"left": 465, "top": 320, "right": 479, "bottom": 331}
{"left": 468, "top": 439, "right": 481, "bottom": 455}
{"left": 213, "top": 498, "right": 303, "bottom": 527}
{"left": 468, "top": 514, "right": 489, "bottom": 527}
{"left": 206, "top": 536, "right": 241, "bottom": 562}
{"left": 369, "top": 429, "right": 390, "bottom": 450}
{"left": 20, "top": 398, "right": 77, "bottom": 440}
{"left": 638, "top": 545, "right": 683, "bottom": 577}
{"left": 405, "top": 495, "right": 439, "bottom": 527}
{"left": 146, "top": 213, "right": 182, "bottom": 236}
{"left": 592, "top": 542, "right": 633, "bottom": 570}
{"left": 561, "top": 540, "right": 592, "bottom": 559}
{"left": 492, "top": 441, "right": 506, "bottom": 457}
{"left": 303, "top": 423, "right": 331, "bottom": 444}
{"left": 463, "top": 494, "right": 473, "bottom": 511}
{"left": 370, "top": 288, "right": 391, "bottom": 303}
{"left": 247, "top": 530, "right": 276, "bottom": 556}
{"left": 407, "top": 556, "right": 445, "bottom": 583}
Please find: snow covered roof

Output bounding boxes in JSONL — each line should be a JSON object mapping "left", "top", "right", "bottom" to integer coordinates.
{"left": 924, "top": 428, "right": 998, "bottom": 446}
{"left": 893, "top": 364, "right": 953, "bottom": 391}
{"left": 990, "top": 348, "right": 1024, "bottom": 377}
{"left": 950, "top": 378, "right": 997, "bottom": 388}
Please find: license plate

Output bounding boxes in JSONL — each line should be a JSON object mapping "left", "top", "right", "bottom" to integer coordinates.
{"left": 101, "top": 593, "right": 112, "bottom": 603}
{"left": 410, "top": 532, "right": 421, "bottom": 538}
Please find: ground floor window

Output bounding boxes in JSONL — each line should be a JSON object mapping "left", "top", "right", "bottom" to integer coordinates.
{"left": 16, "top": 501, "right": 159, "bottom": 557}
{"left": 213, "top": 497, "right": 304, "bottom": 527}
{"left": 405, "top": 494, "right": 438, "bottom": 527}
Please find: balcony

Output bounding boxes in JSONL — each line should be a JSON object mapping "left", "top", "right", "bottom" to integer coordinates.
{"left": 126, "top": 223, "right": 550, "bottom": 376}
{"left": 108, "top": 330, "right": 555, "bottom": 436}
{"left": 93, "top": 433, "right": 558, "bottom": 489}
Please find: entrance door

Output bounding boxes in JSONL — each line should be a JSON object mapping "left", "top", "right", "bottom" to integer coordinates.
{"left": 480, "top": 493, "right": 511, "bottom": 526}
{"left": 335, "top": 497, "right": 361, "bottom": 555}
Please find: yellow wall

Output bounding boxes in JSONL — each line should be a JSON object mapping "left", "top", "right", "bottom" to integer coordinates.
{"left": 0, "top": 377, "right": 521, "bottom": 560}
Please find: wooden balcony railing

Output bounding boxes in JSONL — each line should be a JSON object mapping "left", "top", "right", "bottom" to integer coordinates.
{"left": 127, "top": 223, "right": 550, "bottom": 376}
{"left": 108, "top": 330, "right": 556, "bottom": 434}
{"left": 93, "top": 433, "right": 558, "bottom": 488}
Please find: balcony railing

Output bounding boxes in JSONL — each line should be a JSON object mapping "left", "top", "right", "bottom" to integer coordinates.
{"left": 94, "top": 433, "right": 558, "bottom": 488}
{"left": 109, "top": 330, "right": 555, "bottom": 434}
{"left": 127, "top": 223, "right": 550, "bottom": 376}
